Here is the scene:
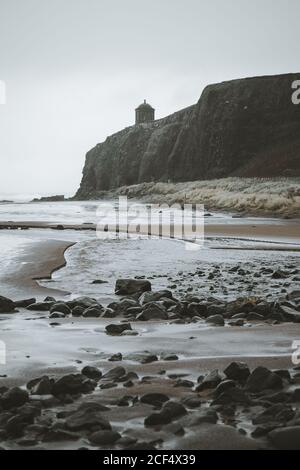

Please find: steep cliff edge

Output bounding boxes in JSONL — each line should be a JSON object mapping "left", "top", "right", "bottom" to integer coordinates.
{"left": 75, "top": 73, "right": 300, "bottom": 198}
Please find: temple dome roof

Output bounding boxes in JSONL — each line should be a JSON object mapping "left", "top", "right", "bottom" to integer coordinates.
{"left": 135, "top": 100, "right": 155, "bottom": 111}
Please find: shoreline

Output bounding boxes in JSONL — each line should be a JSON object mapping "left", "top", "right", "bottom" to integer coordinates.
{"left": 0, "top": 220, "right": 299, "bottom": 246}
{"left": 1, "top": 239, "right": 75, "bottom": 299}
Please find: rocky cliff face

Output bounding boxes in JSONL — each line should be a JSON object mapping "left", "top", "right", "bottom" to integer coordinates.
{"left": 76, "top": 73, "right": 300, "bottom": 198}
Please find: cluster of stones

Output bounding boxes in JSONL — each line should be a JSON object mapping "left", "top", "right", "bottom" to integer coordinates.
{"left": 1, "top": 279, "right": 299, "bottom": 327}
{"left": 0, "top": 362, "right": 300, "bottom": 449}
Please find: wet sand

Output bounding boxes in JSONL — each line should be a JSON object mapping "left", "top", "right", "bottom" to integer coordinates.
{"left": 1, "top": 220, "right": 299, "bottom": 244}
{"left": 1, "top": 238, "right": 74, "bottom": 299}
{"left": 1, "top": 311, "right": 299, "bottom": 388}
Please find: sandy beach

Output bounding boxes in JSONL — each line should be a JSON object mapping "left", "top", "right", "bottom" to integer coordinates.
{"left": 0, "top": 207, "right": 300, "bottom": 450}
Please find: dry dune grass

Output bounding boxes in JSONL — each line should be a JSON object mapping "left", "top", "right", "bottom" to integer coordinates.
{"left": 116, "top": 177, "right": 300, "bottom": 218}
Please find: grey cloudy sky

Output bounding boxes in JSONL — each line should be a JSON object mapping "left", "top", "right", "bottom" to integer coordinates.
{"left": 0, "top": 0, "right": 299, "bottom": 197}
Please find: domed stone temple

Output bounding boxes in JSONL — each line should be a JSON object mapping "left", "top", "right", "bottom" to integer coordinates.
{"left": 135, "top": 99, "right": 155, "bottom": 124}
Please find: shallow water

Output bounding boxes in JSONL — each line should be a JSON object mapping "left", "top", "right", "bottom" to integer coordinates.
{"left": 0, "top": 201, "right": 299, "bottom": 302}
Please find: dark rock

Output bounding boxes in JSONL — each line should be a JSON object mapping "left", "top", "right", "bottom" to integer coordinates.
{"left": 65, "top": 408, "right": 111, "bottom": 432}
{"left": 187, "top": 303, "right": 208, "bottom": 317}
{"left": 197, "top": 369, "right": 223, "bottom": 391}
{"left": 29, "top": 377, "right": 53, "bottom": 395}
{"left": 102, "top": 366, "right": 126, "bottom": 382}
{"left": 52, "top": 374, "right": 96, "bottom": 396}
{"left": 81, "top": 366, "right": 102, "bottom": 381}
{"left": 214, "top": 380, "right": 236, "bottom": 396}
{"left": 89, "top": 430, "right": 121, "bottom": 445}
{"left": 26, "top": 302, "right": 54, "bottom": 312}
{"left": 67, "top": 296, "right": 100, "bottom": 310}
{"left": 246, "top": 312, "right": 265, "bottom": 321}
{"left": 211, "top": 388, "right": 250, "bottom": 406}
{"left": 139, "top": 290, "right": 173, "bottom": 305}
{"left": 252, "top": 404, "right": 295, "bottom": 425}
{"left": 0, "top": 295, "right": 15, "bottom": 313}
{"left": 257, "top": 391, "right": 291, "bottom": 404}
{"left": 174, "top": 379, "right": 194, "bottom": 388}
{"left": 49, "top": 312, "right": 65, "bottom": 319}
{"left": 14, "top": 298, "right": 36, "bottom": 308}
{"left": 0, "top": 388, "right": 29, "bottom": 410}
{"left": 140, "top": 393, "right": 169, "bottom": 407}
{"left": 83, "top": 307, "right": 103, "bottom": 318}
{"left": 269, "top": 426, "right": 300, "bottom": 449}
{"left": 44, "top": 296, "right": 56, "bottom": 302}
{"left": 272, "top": 270, "right": 287, "bottom": 279}
{"left": 100, "top": 382, "right": 117, "bottom": 390}
{"left": 136, "top": 303, "right": 168, "bottom": 321}
{"left": 160, "top": 352, "right": 179, "bottom": 361}
{"left": 207, "top": 305, "right": 225, "bottom": 316}
{"left": 108, "top": 353, "right": 123, "bottom": 362}
{"left": 91, "top": 280, "right": 108, "bottom": 284}
{"left": 144, "top": 401, "right": 186, "bottom": 426}
{"left": 108, "top": 298, "right": 139, "bottom": 315}
{"left": 274, "top": 369, "right": 291, "bottom": 382}
{"left": 72, "top": 306, "right": 85, "bottom": 317}
{"left": 224, "top": 362, "right": 250, "bottom": 382}
{"left": 42, "top": 429, "right": 80, "bottom": 442}
{"left": 118, "top": 371, "right": 138, "bottom": 382}
{"left": 245, "top": 367, "right": 283, "bottom": 392}
{"left": 228, "top": 319, "right": 244, "bottom": 326}
{"left": 278, "top": 305, "right": 300, "bottom": 323}
{"left": 181, "top": 396, "right": 202, "bottom": 408}
{"left": 205, "top": 314, "right": 225, "bottom": 326}
{"left": 115, "top": 279, "right": 151, "bottom": 295}
{"left": 102, "top": 308, "right": 117, "bottom": 318}
{"left": 105, "top": 323, "right": 132, "bottom": 335}
{"left": 287, "top": 290, "right": 300, "bottom": 302}
{"left": 49, "top": 303, "right": 71, "bottom": 316}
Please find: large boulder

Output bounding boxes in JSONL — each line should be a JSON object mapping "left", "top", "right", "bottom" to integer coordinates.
{"left": 105, "top": 323, "right": 132, "bottom": 335}
{"left": 0, "top": 295, "right": 15, "bottom": 313}
{"left": 81, "top": 366, "right": 102, "bottom": 381}
{"left": 52, "top": 374, "right": 96, "bottom": 396}
{"left": 115, "top": 279, "right": 151, "bottom": 295}
{"left": 0, "top": 387, "right": 29, "bottom": 409}
{"left": 278, "top": 305, "right": 300, "bottom": 323}
{"left": 245, "top": 367, "right": 283, "bottom": 392}
{"left": 224, "top": 362, "right": 250, "bottom": 382}
{"left": 49, "top": 303, "right": 71, "bottom": 316}
{"left": 136, "top": 303, "right": 168, "bottom": 321}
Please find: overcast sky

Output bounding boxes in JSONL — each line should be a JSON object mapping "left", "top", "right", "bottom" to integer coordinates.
{"left": 0, "top": 0, "right": 299, "bottom": 198}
